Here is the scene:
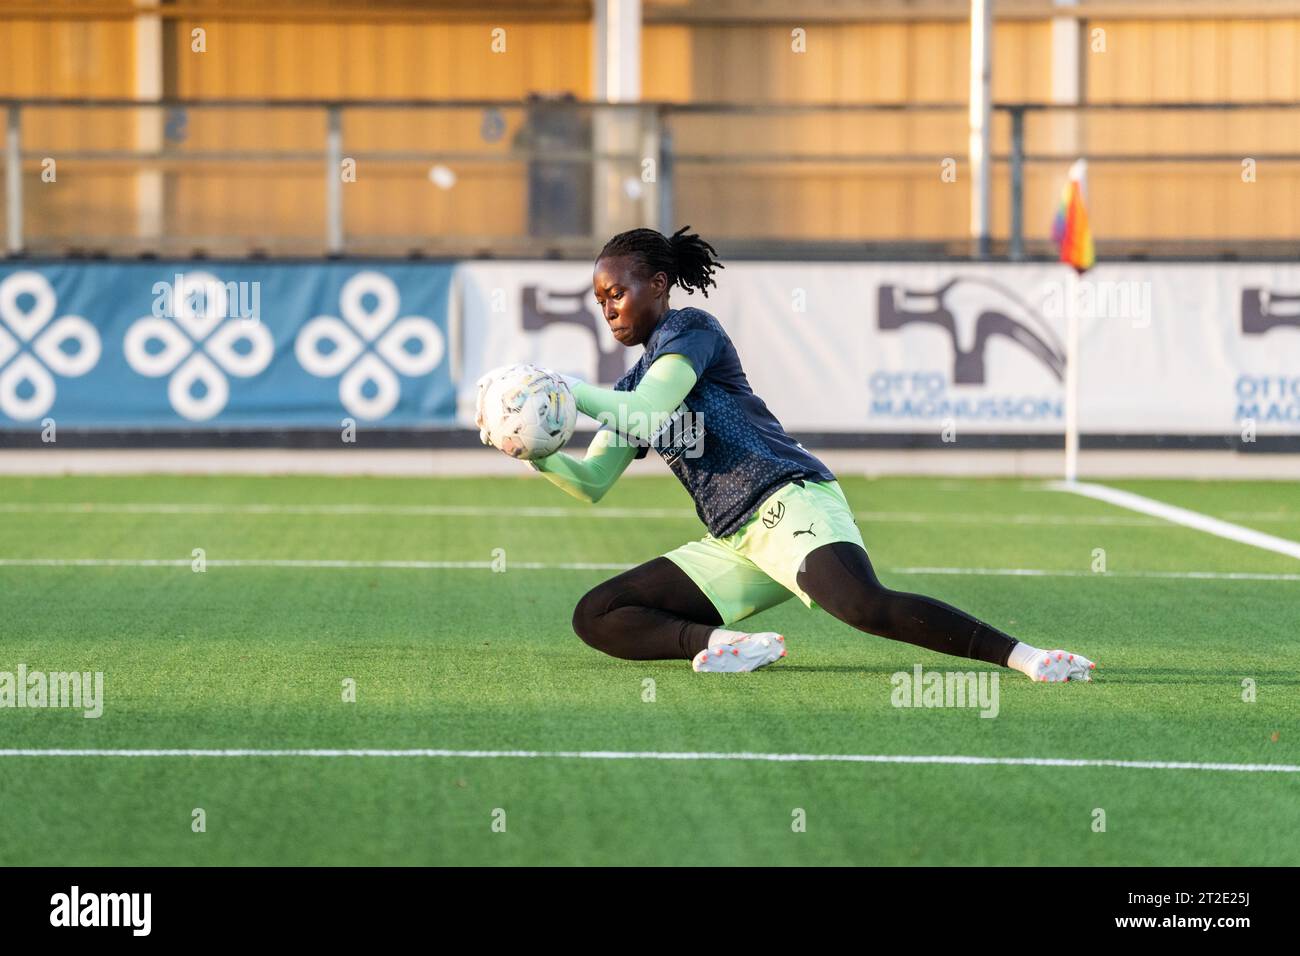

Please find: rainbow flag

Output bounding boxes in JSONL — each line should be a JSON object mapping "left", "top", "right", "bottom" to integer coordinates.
{"left": 1052, "top": 159, "right": 1095, "bottom": 273}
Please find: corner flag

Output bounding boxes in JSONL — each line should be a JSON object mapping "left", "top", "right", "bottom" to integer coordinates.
{"left": 1052, "top": 159, "right": 1095, "bottom": 272}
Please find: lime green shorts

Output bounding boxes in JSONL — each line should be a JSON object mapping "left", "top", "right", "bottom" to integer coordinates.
{"left": 662, "top": 479, "right": 866, "bottom": 626}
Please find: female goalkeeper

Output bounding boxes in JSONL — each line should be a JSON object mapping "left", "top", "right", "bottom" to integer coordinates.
{"left": 477, "top": 226, "right": 1096, "bottom": 679}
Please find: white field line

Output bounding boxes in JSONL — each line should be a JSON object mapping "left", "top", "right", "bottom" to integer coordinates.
{"left": 0, "top": 748, "right": 1295, "bottom": 774}
{"left": 15, "top": 501, "right": 1299, "bottom": 526}
{"left": 1051, "top": 481, "right": 1300, "bottom": 562}
{"left": 0, "top": 557, "right": 1296, "bottom": 581}
{"left": 0, "top": 502, "right": 1162, "bottom": 527}
{"left": 0, "top": 558, "right": 631, "bottom": 570}
{"left": 889, "top": 567, "right": 1300, "bottom": 582}
{"left": 0, "top": 502, "right": 688, "bottom": 520}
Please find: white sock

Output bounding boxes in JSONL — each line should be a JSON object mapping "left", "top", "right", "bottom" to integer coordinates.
{"left": 707, "top": 627, "right": 750, "bottom": 649}
{"left": 1006, "top": 641, "right": 1045, "bottom": 677}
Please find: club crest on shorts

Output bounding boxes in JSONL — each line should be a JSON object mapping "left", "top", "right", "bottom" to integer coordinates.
{"left": 762, "top": 500, "right": 785, "bottom": 528}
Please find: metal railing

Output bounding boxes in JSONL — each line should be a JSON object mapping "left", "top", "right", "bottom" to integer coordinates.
{"left": 5, "top": 98, "right": 1300, "bottom": 260}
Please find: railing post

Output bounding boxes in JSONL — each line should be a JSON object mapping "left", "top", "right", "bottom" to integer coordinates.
{"left": 6, "top": 104, "right": 22, "bottom": 255}
{"left": 657, "top": 111, "right": 673, "bottom": 233}
{"left": 326, "top": 104, "right": 343, "bottom": 255}
{"left": 969, "top": 0, "right": 992, "bottom": 259}
{"left": 1010, "top": 106, "right": 1025, "bottom": 262}
{"left": 637, "top": 103, "right": 659, "bottom": 235}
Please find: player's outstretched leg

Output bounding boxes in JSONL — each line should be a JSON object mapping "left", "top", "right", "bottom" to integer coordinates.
{"left": 795, "top": 541, "right": 1097, "bottom": 682}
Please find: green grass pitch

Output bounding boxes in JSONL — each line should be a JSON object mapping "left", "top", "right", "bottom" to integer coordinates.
{"left": 0, "top": 473, "right": 1297, "bottom": 866}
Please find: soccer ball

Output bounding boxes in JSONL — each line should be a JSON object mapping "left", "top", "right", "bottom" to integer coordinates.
{"left": 478, "top": 364, "right": 576, "bottom": 460}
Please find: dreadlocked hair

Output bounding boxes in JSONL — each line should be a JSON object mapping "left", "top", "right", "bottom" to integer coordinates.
{"left": 597, "top": 225, "right": 724, "bottom": 298}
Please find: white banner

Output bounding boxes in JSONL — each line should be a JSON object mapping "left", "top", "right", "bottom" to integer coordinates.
{"left": 454, "top": 261, "right": 1300, "bottom": 436}
{"left": 454, "top": 263, "right": 637, "bottom": 429}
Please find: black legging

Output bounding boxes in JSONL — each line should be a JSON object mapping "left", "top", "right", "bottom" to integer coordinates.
{"left": 571, "top": 541, "right": 1016, "bottom": 666}
{"left": 572, "top": 557, "right": 723, "bottom": 661}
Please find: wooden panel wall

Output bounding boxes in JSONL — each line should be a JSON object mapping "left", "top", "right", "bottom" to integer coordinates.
{"left": 2, "top": 8, "right": 1295, "bottom": 246}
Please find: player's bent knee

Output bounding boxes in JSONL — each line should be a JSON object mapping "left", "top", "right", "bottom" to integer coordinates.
{"left": 571, "top": 588, "right": 624, "bottom": 657}
{"left": 570, "top": 590, "right": 601, "bottom": 644}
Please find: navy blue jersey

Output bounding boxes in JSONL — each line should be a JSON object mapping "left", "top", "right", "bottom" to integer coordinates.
{"left": 614, "top": 306, "right": 836, "bottom": 538}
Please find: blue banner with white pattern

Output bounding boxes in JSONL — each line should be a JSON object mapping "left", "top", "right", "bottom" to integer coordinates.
{"left": 0, "top": 263, "right": 453, "bottom": 427}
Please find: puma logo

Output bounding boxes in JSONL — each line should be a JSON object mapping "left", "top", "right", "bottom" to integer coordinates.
{"left": 793, "top": 523, "right": 815, "bottom": 538}
{"left": 762, "top": 500, "right": 785, "bottom": 529}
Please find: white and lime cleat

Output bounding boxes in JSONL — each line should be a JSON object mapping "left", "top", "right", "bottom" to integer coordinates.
{"left": 692, "top": 632, "right": 787, "bottom": 673}
{"left": 1033, "top": 649, "right": 1097, "bottom": 683}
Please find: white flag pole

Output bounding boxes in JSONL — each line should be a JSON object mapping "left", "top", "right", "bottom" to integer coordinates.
{"left": 1064, "top": 267, "right": 1080, "bottom": 484}
{"left": 1061, "top": 157, "right": 1089, "bottom": 485}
